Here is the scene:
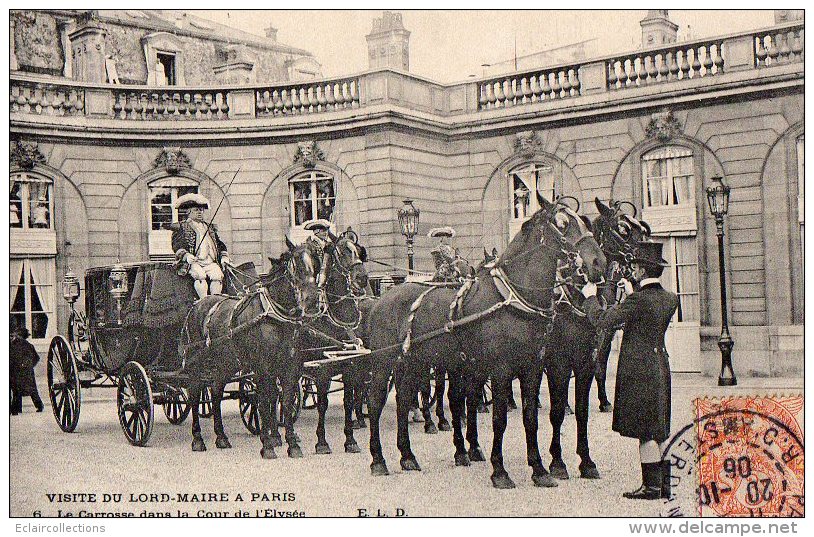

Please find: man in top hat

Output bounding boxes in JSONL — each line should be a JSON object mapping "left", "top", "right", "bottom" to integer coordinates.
{"left": 10, "top": 326, "right": 44, "bottom": 415}
{"left": 428, "top": 226, "right": 467, "bottom": 282}
{"left": 303, "top": 219, "right": 334, "bottom": 292}
{"left": 171, "top": 193, "right": 231, "bottom": 299}
{"left": 580, "top": 241, "right": 679, "bottom": 500}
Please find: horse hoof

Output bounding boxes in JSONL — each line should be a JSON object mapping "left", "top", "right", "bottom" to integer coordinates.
{"left": 437, "top": 418, "right": 451, "bottom": 431}
{"left": 192, "top": 438, "right": 206, "bottom": 452}
{"left": 477, "top": 404, "right": 489, "bottom": 414}
{"left": 371, "top": 461, "right": 389, "bottom": 476}
{"left": 454, "top": 453, "right": 471, "bottom": 467}
{"left": 288, "top": 444, "right": 304, "bottom": 458}
{"left": 491, "top": 474, "right": 516, "bottom": 489}
{"left": 599, "top": 402, "right": 613, "bottom": 413}
{"left": 215, "top": 437, "right": 232, "bottom": 449}
{"left": 532, "top": 473, "right": 559, "bottom": 488}
{"left": 549, "top": 461, "right": 569, "bottom": 480}
{"left": 580, "top": 465, "right": 601, "bottom": 479}
{"left": 410, "top": 410, "right": 424, "bottom": 423}
{"left": 468, "top": 447, "right": 486, "bottom": 462}
{"left": 270, "top": 436, "right": 283, "bottom": 448}
{"left": 424, "top": 422, "right": 438, "bottom": 435}
{"left": 400, "top": 458, "right": 422, "bottom": 471}
{"left": 261, "top": 447, "right": 277, "bottom": 460}
{"left": 315, "top": 443, "right": 332, "bottom": 455}
{"left": 344, "top": 442, "right": 361, "bottom": 454}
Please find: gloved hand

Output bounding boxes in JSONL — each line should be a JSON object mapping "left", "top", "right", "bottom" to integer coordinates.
{"left": 581, "top": 281, "right": 597, "bottom": 298}
{"left": 618, "top": 278, "right": 634, "bottom": 296}
{"left": 184, "top": 253, "right": 197, "bottom": 264}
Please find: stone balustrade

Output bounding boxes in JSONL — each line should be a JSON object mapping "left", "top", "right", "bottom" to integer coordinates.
{"left": 607, "top": 38, "right": 725, "bottom": 90}
{"left": 478, "top": 65, "right": 581, "bottom": 110}
{"left": 9, "top": 21, "right": 804, "bottom": 125}
{"left": 9, "top": 79, "right": 85, "bottom": 116}
{"left": 754, "top": 22, "right": 804, "bottom": 67}
{"left": 111, "top": 88, "right": 230, "bottom": 120}
{"left": 256, "top": 77, "right": 360, "bottom": 116}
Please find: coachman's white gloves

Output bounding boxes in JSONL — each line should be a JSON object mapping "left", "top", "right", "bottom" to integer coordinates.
{"left": 581, "top": 281, "right": 598, "bottom": 298}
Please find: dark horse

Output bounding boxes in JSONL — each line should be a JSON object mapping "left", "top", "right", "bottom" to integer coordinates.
{"left": 545, "top": 197, "right": 651, "bottom": 480}
{"left": 366, "top": 195, "right": 606, "bottom": 488}
{"left": 299, "top": 230, "right": 371, "bottom": 455}
{"left": 179, "top": 239, "right": 322, "bottom": 458}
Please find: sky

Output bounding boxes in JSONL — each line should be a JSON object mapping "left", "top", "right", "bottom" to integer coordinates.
{"left": 191, "top": 9, "right": 776, "bottom": 83}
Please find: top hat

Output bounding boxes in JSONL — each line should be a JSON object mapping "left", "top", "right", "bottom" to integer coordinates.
{"left": 428, "top": 226, "right": 456, "bottom": 239}
{"left": 15, "top": 326, "right": 30, "bottom": 339}
{"left": 303, "top": 219, "right": 332, "bottom": 233}
{"left": 632, "top": 241, "right": 668, "bottom": 267}
{"left": 175, "top": 193, "right": 210, "bottom": 211}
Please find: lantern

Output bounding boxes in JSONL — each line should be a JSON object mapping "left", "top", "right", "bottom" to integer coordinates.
{"left": 705, "top": 176, "right": 731, "bottom": 222}
{"left": 108, "top": 262, "right": 129, "bottom": 300}
{"left": 62, "top": 270, "right": 81, "bottom": 304}
{"left": 397, "top": 199, "right": 420, "bottom": 240}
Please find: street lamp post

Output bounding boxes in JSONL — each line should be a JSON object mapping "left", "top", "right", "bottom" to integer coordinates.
{"left": 706, "top": 176, "right": 736, "bottom": 386}
{"left": 397, "top": 199, "right": 420, "bottom": 274}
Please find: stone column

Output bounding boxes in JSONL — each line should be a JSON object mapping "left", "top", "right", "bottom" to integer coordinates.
{"left": 57, "top": 18, "right": 75, "bottom": 78}
{"left": 69, "top": 24, "right": 107, "bottom": 83}
{"left": 10, "top": 16, "right": 18, "bottom": 71}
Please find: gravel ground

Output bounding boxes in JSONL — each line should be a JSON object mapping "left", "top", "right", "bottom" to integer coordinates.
{"left": 9, "top": 374, "right": 802, "bottom": 518}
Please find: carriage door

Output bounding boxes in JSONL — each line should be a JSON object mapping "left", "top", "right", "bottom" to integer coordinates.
{"left": 641, "top": 147, "right": 701, "bottom": 372}
{"left": 508, "top": 163, "right": 555, "bottom": 240}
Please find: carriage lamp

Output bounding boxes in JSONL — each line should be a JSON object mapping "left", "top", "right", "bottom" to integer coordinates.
{"left": 397, "top": 199, "right": 420, "bottom": 273}
{"left": 62, "top": 270, "right": 81, "bottom": 304}
{"left": 705, "top": 176, "right": 736, "bottom": 386}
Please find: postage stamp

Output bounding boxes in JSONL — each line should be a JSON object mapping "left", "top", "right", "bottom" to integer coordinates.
{"left": 661, "top": 395, "right": 804, "bottom": 518}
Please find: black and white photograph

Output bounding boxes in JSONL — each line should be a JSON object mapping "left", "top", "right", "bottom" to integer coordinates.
{"left": 6, "top": 7, "right": 805, "bottom": 523}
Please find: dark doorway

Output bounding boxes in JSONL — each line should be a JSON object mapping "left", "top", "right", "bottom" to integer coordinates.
{"left": 156, "top": 52, "right": 176, "bottom": 85}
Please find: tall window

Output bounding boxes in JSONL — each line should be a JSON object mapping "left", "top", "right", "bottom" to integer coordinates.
{"left": 289, "top": 171, "right": 335, "bottom": 227}
{"left": 657, "top": 237, "right": 700, "bottom": 322}
{"left": 642, "top": 147, "right": 695, "bottom": 208}
{"left": 149, "top": 177, "right": 199, "bottom": 231}
{"left": 156, "top": 52, "right": 177, "bottom": 86}
{"left": 10, "top": 258, "right": 56, "bottom": 342}
{"left": 508, "top": 162, "right": 555, "bottom": 238}
{"left": 10, "top": 172, "right": 53, "bottom": 230}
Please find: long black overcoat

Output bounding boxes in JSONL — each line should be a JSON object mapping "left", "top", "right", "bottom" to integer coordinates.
{"left": 584, "top": 281, "right": 679, "bottom": 442}
{"left": 10, "top": 337, "right": 40, "bottom": 396}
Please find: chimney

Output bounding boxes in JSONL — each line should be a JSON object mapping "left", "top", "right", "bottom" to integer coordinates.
{"left": 264, "top": 25, "right": 278, "bottom": 41}
{"left": 365, "top": 11, "right": 410, "bottom": 71}
{"left": 640, "top": 10, "right": 678, "bottom": 48}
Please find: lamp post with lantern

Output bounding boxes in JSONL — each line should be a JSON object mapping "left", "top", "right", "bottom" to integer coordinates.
{"left": 397, "top": 199, "right": 420, "bottom": 275}
{"left": 705, "top": 176, "right": 736, "bottom": 386}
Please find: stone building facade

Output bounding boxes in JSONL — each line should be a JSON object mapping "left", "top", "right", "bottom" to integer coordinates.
{"left": 9, "top": 11, "right": 804, "bottom": 379}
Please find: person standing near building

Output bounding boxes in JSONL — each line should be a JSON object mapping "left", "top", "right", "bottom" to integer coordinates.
{"left": 10, "top": 327, "right": 44, "bottom": 415}
{"left": 171, "top": 193, "right": 232, "bottom": 299}
{"left": 580, "top": 241, "right": 678, "bottom": 500}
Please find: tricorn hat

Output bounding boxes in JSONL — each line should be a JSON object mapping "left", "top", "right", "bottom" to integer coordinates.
{"left": 303, "top": 219, "right": 332, "bottom": 232}
{"left": 175, "top": 193, "right": 210, "bottom": 211}
{"left": 632, "top": 241, "right": 668, "bottom": 267}
{"left": 428, "top": 226, "right": 456, "bottom": 239}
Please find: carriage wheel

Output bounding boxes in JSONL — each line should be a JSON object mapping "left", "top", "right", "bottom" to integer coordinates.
{"left": 46, "top": 336, "right": 81, "bottom": 433}
{"left": 117, "top": 361, "right": 154, "bottom": 447}
{"left": 238, "top": 379, "right": 260, "bottom": 436}
{"left": 198, "top": 386, "right": 214, "bottom": 418}
{"left": 162, "top": 388, "right": 191, "bottom": 425}
{"left": 300, "top": 376, "right": 318, "bottom": 410}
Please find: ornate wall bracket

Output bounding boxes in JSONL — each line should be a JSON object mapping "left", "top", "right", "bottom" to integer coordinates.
{"left": 513, "top": 131, "right": 544, "bottom": 158}
{"left": 10, "top": 141, "right": 46, "bottom": 169}
{"left": 645, "top": 110, "right": 682, "bottom": 142}
{"left": 154, "top": 147, "right": 191, "bottom": 173}
{"left": 293, "top": 141, "right": 325, "bottom": 168}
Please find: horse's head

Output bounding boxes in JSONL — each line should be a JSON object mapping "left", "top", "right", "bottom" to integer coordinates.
{"left": 544, "top": 195, "right": 606, "bottom": 283}
{"left": 272, "top": 236, "right": 322, "bottom": 317}
{"left": 330, "top": 228, "right": 369, "bottom": 295}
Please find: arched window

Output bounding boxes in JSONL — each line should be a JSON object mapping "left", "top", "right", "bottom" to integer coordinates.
{"left": 508, "top": 162, "right": 555, "bottom": 238}
{"left": 147, "top": 176, "right": 199, "bottom": 259}
{"left": 10, "top": 171, "right": 53, "bottom": 230}
{"left": 642, "top": 146, "right": 695, "bottom": 208}
{"left": 289, "top": 170, "right": 335, "bottom": 227}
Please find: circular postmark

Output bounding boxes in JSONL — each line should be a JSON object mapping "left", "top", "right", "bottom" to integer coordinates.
{"left": 660, "top": 401, "right": 804, "bottom": 517}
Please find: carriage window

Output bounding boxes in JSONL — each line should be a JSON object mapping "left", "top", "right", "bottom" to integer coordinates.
{"left": 148, "top": 177, "right": 199, "bottom": 230}
{"left": 289, "top": 171, "right": 335, "bottom": 227}
{"left": 10, "top": 172, "right": 53, "bottom": 230}
{"left": 642, "top": 147, "right": 695, "bottom": 208}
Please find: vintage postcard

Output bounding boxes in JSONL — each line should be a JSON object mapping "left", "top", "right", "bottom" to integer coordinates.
{"left": 7, "top": 7, "right": 804, "bottom": 523}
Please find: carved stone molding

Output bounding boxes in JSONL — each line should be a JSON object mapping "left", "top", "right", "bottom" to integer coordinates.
{"left": 513, "top": 131, "right": 544, "bottom": 158}
{"left": 645, "top": 110, "right": 682, "bottom": 142}
{"left": 10, "top": 141, "right": 46, "bottom": 170}
{"left": 293, "top": 141, "right": 325, "bottom": 168}
{"left": 154, "top": 147, "right": 191, "bottom": 174}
